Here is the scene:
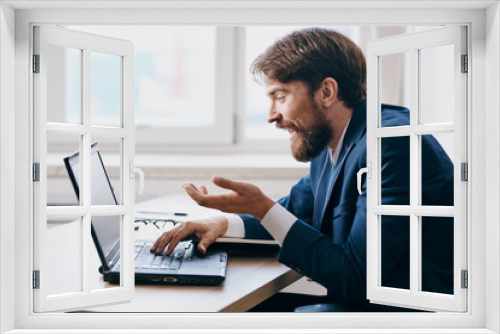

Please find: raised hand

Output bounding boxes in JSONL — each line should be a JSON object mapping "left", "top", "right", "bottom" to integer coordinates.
{"left": 183, "top": 176, "right": 275, "bottom": 220}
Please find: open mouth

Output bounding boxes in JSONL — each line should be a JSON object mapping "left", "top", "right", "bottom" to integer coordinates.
{"left": 275, "top": 122, "right": 300, "bottom": 141}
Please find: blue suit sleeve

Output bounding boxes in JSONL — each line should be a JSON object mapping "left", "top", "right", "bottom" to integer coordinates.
{"left": 278, "top": 187, "right": 369, "bottom": 305}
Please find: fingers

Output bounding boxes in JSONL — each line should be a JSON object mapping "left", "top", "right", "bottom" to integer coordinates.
{"left": 150, "top": 223, "right": 197, "bottom": 256}
{"left": 183, "top": 184, "right": 221, "bottom": 210}
{"left": 196, "top": 216, "right": 228, "bottom": 254}
{"left": 150, "top": 231, "right": 171, "bottom": 255}
{"left": 184, "top": 177, "right": 248, "bottom": 197}
{"left": 165, "top": 224, "right": 197, "bottom": 255}
{"left": 197, "top": 242, "right": 208, "bottom": 254}
{"left": 183, "top": 184, "right": 208, "bottom": 203}
{"left": 196, "top": 230, "right": 218, "bottom": 254}
{"left": 183, "top": 183, "right": 207, "bottom": 194}
{"left": 183, "top": 183, "right": 208, "bottom": 200}
{"left": 150, "top": 227, "right": 173, "bottom": 253}
{"left": 212, "top": 176, "right": 245, "bottom": 193}
{"left": 150, "top": 228, "right": 178, "bottom": 255}
{"left": 183, "top": 177, "right": 245, "bottom": 202}
{"left": 150, "top": 217, "right": 227, "bottom": 256}
{"left": 200, "top": 185, "right": 208, "bottom": 195}
{"left": 183, "top": 177, "right": 269, "bottom": 217}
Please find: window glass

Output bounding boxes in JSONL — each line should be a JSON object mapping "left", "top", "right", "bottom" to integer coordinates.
{"left": 46, "top": 216, "right": 83, "bottom": 296}
{"left": 71, "top": 26, "right": 216, "bottom": 128}
{"left": 90, "top": 137, "right": 122, "bottom": 205}
{"left": 420, "top": 44, "right": 454, "bottom": 125}
{"left": 379, "top": 51, "right": 411, "bottom": 127}
{"left": 91, "top": 215, "right": 122, "bottom": 290}
{"left": 47, "top": 44, "right": 81, "bottom": 124}
{"left": 381, "top": 215, "right": 410, "bottom": 290}
{"left": 381, "top": 136, "right": 410, "bottom": 206}
{"left": 91, "top": 52, "right": 121, "bottom": 128}
{"left": 47, "top": 133, "right": 81, "bottom": 206}
{"left": 421, "top": 133, "right": 454, "bottom": 206}
{"left": 421, "top": 216, "right": 454, "bottom": 295}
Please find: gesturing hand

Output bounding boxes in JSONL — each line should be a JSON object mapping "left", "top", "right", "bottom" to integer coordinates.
{"left": 183, "top": 176, "right": 275, "bottom": 220}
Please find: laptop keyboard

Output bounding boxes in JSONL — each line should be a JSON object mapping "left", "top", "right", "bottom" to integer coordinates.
{"left": 134, "top": 241, "right": 193, "bottom": 270}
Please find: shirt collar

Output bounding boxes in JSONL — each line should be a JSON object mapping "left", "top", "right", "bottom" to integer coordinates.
{"left": 329, "top": 117, "right": 352, "bottom": 166}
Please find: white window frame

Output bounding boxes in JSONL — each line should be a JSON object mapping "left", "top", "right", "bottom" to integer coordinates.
{"left": 32, "top": 25, "right": 136, "bottom": 312}
{"left": 365, "top": 26, "right": 468, "bottom": 312}
{"left": 2, "top": 2, "right": 498, "bottom": 333}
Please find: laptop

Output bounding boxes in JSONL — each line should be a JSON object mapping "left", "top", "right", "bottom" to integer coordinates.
{"left": 64, "top": 143, "right": 227, "bottom": 286}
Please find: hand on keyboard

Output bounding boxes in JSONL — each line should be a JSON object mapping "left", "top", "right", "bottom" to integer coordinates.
{"left": 136, "top": 241, "right": 193, "bottom": 270}
{"left": 150, "top": 216, "right": 228, "bottom": 256}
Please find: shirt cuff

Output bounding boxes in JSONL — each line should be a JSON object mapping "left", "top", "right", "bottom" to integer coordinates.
{"left": 221, "top": 213, "right": 245, "bottom": 238}
{"left": 260, "top": 203, "right": 297, "bottom": 246}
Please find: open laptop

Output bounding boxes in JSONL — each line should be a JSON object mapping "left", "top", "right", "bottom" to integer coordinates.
{"left": 64, "top": 143, "right": 227, "bottom": 286}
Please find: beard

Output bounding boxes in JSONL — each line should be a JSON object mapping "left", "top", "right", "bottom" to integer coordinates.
{"left": 289, "top": 102, "right": 333, "bottom": 162}
{"left": 291, "top": 122, "right": 332, "bottom": 162}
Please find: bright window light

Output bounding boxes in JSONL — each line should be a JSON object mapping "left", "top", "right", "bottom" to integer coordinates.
{"left": 71, "top": 26, "right": 217, "bottom": 128}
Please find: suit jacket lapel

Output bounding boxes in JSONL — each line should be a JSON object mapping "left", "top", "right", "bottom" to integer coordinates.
{"left": 314, "top": 100, "right": 368, "bottom": 232}
{"left": 313, "top": 155, "right": 335, "bottom": 230}
{"left": 314, "top": 144, "right": 354, "bottom": 231}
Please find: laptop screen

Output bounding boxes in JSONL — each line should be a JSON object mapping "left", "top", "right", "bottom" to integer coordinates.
{"left": 64, "top": 143, "right": 121, "bottom": 271}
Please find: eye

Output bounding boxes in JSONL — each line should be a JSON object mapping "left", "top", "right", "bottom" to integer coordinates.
{"left": 276, "top": 94, "right": 286, "bottom": 102}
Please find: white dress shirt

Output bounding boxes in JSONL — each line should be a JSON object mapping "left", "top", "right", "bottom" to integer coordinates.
{"left": 223, "top": 118, "right": 352, "bottom": 245}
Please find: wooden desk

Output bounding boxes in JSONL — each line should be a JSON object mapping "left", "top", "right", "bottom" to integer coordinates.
{"left": 46, "top": 195, "right": 302, "bottom": 312}
{"left": 84, "top": 252, "right": 300, "bottom": 313}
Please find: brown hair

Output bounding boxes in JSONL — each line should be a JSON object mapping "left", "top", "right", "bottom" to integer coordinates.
{"left": 251, "top": 27, "right": 366, "bottom": 109}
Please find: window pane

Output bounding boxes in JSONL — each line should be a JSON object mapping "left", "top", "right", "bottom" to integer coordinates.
{"left": 90, "top": 138, "right": 122, "bottom": 206}
{"left": 421, "top": 133, "right": 454, "bottom": 206}
{"left": 381, "top": 215, "right": 410, "bottom": 290}
{"left": 47, "top": 44, "right": 81, "bottom": 124}
{"left": 71, "top": 26, "right": 216, "bottom": 128}
{"left": 47, "top": 133, "right": 81, "bottom": 206}
{"left": 419, "top": 44, "right": 454, "bottom": 125}
{"left": 421, "top": 216, "right": 454, "bottom": 295}
{"left": 46, "top": 216, "right": 82, "bottom": 295}
{"left": 379, "top": 51, "right": 411, "bottom": 128}
{"left": 91, "top": 215, "right": 122, "bottom": 290}
{"left": 91, "top": 52, "right": 121, "bottom": 128}
{"left": 381, "top": 136, "right": 410, "bottom": 206}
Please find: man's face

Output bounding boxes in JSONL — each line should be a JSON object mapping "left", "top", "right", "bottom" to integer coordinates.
{"left": 265, "top": 80, "right": 333, "bottom": 162}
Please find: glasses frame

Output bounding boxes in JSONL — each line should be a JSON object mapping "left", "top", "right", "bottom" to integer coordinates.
{"left": 134, "top": 218, "right": 181, "bottom": 230}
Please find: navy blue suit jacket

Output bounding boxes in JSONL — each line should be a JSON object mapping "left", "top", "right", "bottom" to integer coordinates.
{"left": 241, "top": 100, "right": 454, "bottom": 306}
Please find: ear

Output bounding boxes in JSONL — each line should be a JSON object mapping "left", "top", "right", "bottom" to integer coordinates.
{"left": 317, "top": 77, "right": 339, "bottom": 108}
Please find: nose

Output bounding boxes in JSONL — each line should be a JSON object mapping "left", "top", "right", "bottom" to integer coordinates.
{"left": 267, "top": 104, "right": 282, "bottom": 124}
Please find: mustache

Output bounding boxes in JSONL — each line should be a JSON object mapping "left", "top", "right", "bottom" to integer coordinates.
{"left": 274, "top": 120, "right": 300, "bottom": 132}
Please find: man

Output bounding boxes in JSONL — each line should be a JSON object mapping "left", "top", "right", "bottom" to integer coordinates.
{"left": 151, "top": 28, "right": 454, "bottom": 311}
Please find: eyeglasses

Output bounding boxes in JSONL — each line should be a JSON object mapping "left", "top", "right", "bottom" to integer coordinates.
{"left": 134, "top": 218, "right": 180, "bottom": 230}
